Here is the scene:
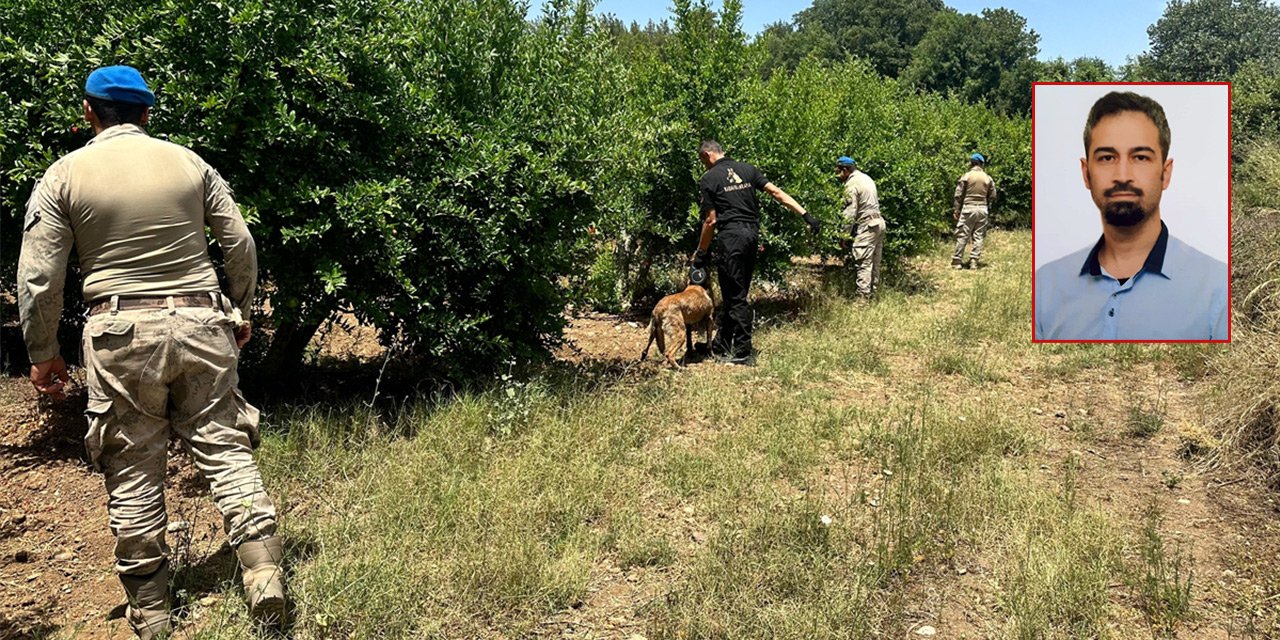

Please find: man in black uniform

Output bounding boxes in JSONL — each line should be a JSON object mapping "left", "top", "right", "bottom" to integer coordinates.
{"left": 692, "top": 140, "right": 818, "bottom": 364}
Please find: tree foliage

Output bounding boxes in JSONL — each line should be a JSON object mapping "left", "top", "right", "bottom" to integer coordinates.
{"left": 1, "top": 0, "right": 1032, "bottom": 378}
{"left": 1138, "top": 0, "right": 1280, "bottom": 82}
{"left": 1038, "top": 57, "right": 1117, "bottom": 83}
{"left": 901, "top": 8, "right": 1040, "bottom": 115}
{"left": 790, "top": 0, "right": 945, "bottom": 77}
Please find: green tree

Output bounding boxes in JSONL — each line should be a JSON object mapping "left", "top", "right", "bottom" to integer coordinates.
{"left": 1139, "top": 0, "right": 1280, "bottom": 81}
{"left": 902, "top": 8, "right": 1040, "bottom": 115}
{"left": 760, "top": 0, "right": 946, "bottom": 78}
{"left": 1038, "top": 57, "right": 1117, "bottom": 82}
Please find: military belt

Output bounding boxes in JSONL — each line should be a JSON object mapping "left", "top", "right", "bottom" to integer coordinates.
{"left": 88, "top": 294, "right": 223, "bottom": 316}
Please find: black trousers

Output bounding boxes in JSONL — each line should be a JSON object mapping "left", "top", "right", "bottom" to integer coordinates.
{"left": 712, "top": 224, "right": 758, "bottom": 357}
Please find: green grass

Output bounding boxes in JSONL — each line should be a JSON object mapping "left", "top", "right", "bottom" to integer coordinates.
{"left": 173, "top": 231, "right": 1210, "bottom": 639}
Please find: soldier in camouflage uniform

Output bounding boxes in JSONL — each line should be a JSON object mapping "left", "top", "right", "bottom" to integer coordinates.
{"left": 836, "top": 156, "right": 886, "bottom": 297}
{"left": 17, "top": 66, "right": 285, "bottom": 638}
{"left": 952, "top": 153, "right": 997, "bottom": 269}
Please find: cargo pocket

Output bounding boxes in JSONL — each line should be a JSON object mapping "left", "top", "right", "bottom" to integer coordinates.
{"left": 84, "top": 398, "right": 113, "bottom": 472}
{"left": 88, "top": 318, "right": 135, "bottom": 351}
{"left": 235, "top": 389, "right": 262, "bottom": 449}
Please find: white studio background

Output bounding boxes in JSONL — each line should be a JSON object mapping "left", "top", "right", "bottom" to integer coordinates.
{"left": 1033, "top": 83, "right": 1230, "bottom": 269}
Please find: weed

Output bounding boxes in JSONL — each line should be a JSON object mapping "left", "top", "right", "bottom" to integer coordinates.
{"left": 1127, "top": 500, "right": 1195, "bottom": 637}
{"left": 1127, "top": 392, "right": 1168, "bottom": 438}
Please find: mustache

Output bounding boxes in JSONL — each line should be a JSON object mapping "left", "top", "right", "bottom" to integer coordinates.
{"left": 1104, "top": 182, "right": 1144, "bottom": 197}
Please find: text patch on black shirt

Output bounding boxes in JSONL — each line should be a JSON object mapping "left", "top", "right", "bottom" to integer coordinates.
{"left": 700, "top": 158, "right": 768, "bottom": 227}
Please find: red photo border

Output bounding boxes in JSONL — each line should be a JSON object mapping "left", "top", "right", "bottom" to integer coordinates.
{"left": 1030, "top": 81, "right": 1233, "bottom": 344}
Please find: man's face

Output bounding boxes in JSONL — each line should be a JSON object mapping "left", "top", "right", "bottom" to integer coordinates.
{"left": 836, "top": 166, "right": 853, "bottom": 182}
{"left": 1080, "top": 110, "right": 1173, "bottom": 228}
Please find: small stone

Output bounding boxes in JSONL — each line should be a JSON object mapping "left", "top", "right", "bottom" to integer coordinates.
{"left": 1177, "top": 498, "right": 1192, "bottom": 505}
{"left": 14, "top": 550, "right": 30, "bottom": 563}
{"left": 167, "top": 521, "right": 190, "bottom": 533}
{"left": 681, "top": 506, "right": 695, "bottom": 515}
{"left": 1222, "top": 569, "right": 1237, "bottom": 579}
{"left": 628, "top": 322, "right": 640, "bottom": 328}
{"left": 916, "top": 625, "right": 938, "bottom": 637}
{"left": 53, "top": 551, "right": 74, "bottom": 562}
{"left": 958, "top": 416, "right": 967, "bottom": 422}
{"left": 11, "top": 513, "right": 26, "bottom": 526}
{"left": 25, "top": 573, "right": 40, "bottom": 582}
{"left": 690, "top": 531, "right": 706, "bottom": 544}
{"left": 1054, "top": 411, "right": 1067, "bottom": 419}
{"left": 1032, "top": 407, "right": 1044, "bottom": 415}
{"left": 956, "top": 566, "right": 968, "bottom": 575}
{"left": 882, "top": 469, "right": 894, "bottom": 477}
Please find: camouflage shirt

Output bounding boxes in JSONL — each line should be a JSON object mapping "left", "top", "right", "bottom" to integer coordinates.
{"left": 17, "top": 124, "right": 256, "bottom": 363}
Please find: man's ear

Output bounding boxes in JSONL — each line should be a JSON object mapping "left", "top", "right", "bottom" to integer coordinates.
{"left": 83, "top": 99, "right": 94, "bottom": 124}
{"left": 1080, "top": 157, "right": 1090, "bottom": 190}
{"left": 1161, "top": 157, "right": 1173, "bottom": 190}
{"left": 140, "top": 107, "right": 150, "bottom": 126}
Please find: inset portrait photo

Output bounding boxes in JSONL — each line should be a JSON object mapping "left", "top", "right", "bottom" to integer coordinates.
{"left": 1032, "top": 83, "right": 1231, "bottom": 342}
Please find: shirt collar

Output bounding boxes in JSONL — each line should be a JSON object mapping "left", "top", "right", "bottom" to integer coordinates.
{"left": 713, "top": 156, "right": 732, "bottom": 167}
{"left": 87, "top": 123, "right": 148, "bottom": 145}
{"left": 1079, "top": 220, "right": 1170, "bottom": 278}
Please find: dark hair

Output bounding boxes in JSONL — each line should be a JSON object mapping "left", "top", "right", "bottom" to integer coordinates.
{"left": 699, "top": 139, "right": 723, "bottom": 155}
{"left": 1083, "top": 91, "right": 1170, "bottom": 160}
{"left": 85, "top": 96, "right": 147, "bottom": 127}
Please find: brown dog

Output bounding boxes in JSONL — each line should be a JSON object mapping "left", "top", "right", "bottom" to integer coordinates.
{"left": 640, "top": 282, "right": 715, "bottom": 368}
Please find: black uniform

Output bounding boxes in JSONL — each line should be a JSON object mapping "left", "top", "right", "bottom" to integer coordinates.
{"left": 699, "top": 157, "right": 769, "bottom": 358}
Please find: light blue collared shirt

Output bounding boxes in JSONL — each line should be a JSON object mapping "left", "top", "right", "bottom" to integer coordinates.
{"left": 1035, "top": 222, "right": 1228, "bottom": 341}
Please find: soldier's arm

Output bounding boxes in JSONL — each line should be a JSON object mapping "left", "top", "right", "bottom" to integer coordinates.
{"left": 201, "top": 161, "right": 257, "bottom": 323}
{"left": 18, "top": 173, "right": 75, "bottom": 366}
{"left": 953, "top": 178, "right": 967, "bottom": 217}
{"left": 989, "top": 178, "right": 997, "bottom": 207}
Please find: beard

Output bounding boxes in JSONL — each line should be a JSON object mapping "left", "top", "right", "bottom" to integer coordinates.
{"left": 1102, "top": 200, "right": 1148, "bottom": 227}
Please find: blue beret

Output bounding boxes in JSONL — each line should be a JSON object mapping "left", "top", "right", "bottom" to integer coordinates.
{"left": 970, "top": 153, "right": 986, "bottom": 163}
{"left": 836, "top": 156, "right": 856, "bottom": 167}
{"left": 85, "top": 66, "right": 155, "bottom": 106}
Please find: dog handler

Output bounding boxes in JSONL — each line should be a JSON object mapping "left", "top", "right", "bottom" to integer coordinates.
{"left": 692, "top": 140, "right": 818, "bottom": 364}
{"left": 17, "top": 66, "right": 285, "bottom": 637}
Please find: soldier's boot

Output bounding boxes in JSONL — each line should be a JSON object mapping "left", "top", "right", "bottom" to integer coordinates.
{"left": 120, "top": 562, "right": 171, "bottom": 639}
{"left": 238, "top": 536, "right": 287, "bottom": 626}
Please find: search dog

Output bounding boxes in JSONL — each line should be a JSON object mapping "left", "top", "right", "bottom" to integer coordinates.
{"left": 640, "top": 279, "right": 715, "bottom": 369}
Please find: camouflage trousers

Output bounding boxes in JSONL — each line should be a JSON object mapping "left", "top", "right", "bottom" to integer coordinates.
{"left": 952, "top": 207, "right": 989, "bottom": 265}
{"left": 848, "top": 218, "right": 886, "bottom": 296}
{"left": 82, "top": 300, "right": 276, "bottom": 576}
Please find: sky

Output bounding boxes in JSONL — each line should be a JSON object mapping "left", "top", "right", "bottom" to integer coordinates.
{"left": 528, "top": 0, "right": 1171, "bottom": 67}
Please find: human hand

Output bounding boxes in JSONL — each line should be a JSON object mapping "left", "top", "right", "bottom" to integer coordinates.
{"left": 235, "top": 323, "right": 252, "bottom": 349}
{"left": 802, "top": 212, "right": 822, "bottom": 234}
{"left": 30, "top": 356, "right": 70, "bottom": 400}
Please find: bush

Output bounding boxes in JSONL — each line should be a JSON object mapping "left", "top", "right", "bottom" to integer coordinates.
{"left": 1, "top": 0, "right": 1032, "bottom": 378}
{"left": 1, "top": 0, "right": 624, "bottom": 379}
